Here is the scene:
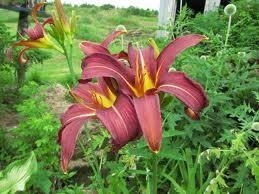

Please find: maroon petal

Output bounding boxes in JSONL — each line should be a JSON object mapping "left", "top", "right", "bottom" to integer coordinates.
{"left": 18, "top": 47, "right": 30, "bottom": 65}
{"left": 157, "top": 72, "right": 208, "bottom": 113}
{"left": 133, "top": 94, "right": 162, "bottom": 152}
{"left": 156, "top": 34, "right": 207, "bottom": 78}
{"left": 101, "top": 30, "right": 126, "bottom": 48}
{"left": 25, "top": 23, "right": 44, "bottom": 40}
{"left": 43, "top": 17, "right": 54, "bottom": 26}
{"left": 127, "top": 43, "right": 137, "bottom": 69}
{"left": 112, "top": 50, "right": 128, "bottom": 60}
{"left": 97, "top": 77, "right": 118, "bottom": 97}
{"left": 140, "top": 46, "right": 158, "bottom": 82}
{"left": 96, "top": 93, "right": 141, "bottom": 151}
{"left": 7, "top": 46, "right": 28, "bottom": 64}
{"left": 59, "top": 104, "right": 96, "bottom": 172}
{"left": 128, "top": 44, "right": 157, "bottom": 81}
{"left": 82, "top": 53, "right": 135, "bottom": 95}
{"left": 184, "top": 107, "right": 200, "bottom": 120}
{"left": 80, "top": 41, "right": 109, "bottom": 56}
{"left": 31, "top": 2, "right": 45, "bottom": 22}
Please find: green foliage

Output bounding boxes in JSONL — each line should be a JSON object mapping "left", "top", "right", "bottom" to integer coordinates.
{"left": 0, "top": 152, "right": 37, "bottom": 194}
{"left": 99, "top": 4, "right": 115, "bottom": 10}
{"left": 11, "top": 82, "right": 60, "bottom": 161}
{"left": 0, "top": 82, "right": 76, "bottom": 193}
{"left": 122, "top": 6, "right": 158, "bottom": 17}
{"left": 230, "top": 0, "right": 259, "bottom": 49}
{"left": 0, "top": 23, "right": 15, "bottom": 70}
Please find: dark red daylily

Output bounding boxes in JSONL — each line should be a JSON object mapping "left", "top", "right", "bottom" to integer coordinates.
{"left": 7, "top": 2, "right": 63, "bottom": 64}
{"left": 80, "top": 34, "right": 209, "bottom": 152}
{"left": 7, "top": 0, "right": 77, "bottom": 64}
{"left": 58, "top": 78, "right": 141, "bottom": 172}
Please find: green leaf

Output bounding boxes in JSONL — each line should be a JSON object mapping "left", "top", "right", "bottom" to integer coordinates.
{"left": 0, "top": 152, "right": 37, "bottom": 194}
{"left": 29, "top": 163, "right": 52, "bottom": 194}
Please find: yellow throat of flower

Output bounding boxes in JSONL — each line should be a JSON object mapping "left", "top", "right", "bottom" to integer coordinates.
{"left": 134, "top": 49, "right": 155, "bottom": 97}
{"left": 92, "top": 88, "right": 116, "bottom": 109}
{"left": 70, "top": 86, "right": 116, "bottom": 110}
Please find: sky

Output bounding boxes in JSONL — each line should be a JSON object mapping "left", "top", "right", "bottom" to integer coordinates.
{"left": 49, "top": 0, "right": 160, "bottom": 10}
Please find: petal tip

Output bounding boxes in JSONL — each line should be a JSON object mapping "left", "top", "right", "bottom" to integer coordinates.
{"left": 202, "top": 35, "right": 209, "bottom": 41}
{"left": 184, "top": 107, "right": 200, "bottom": 120}
{"left": 61, "top": 159, "right": 69, "bottom": 173}
{"left": 148, "top": 141, "right": 161, "bottom": 153}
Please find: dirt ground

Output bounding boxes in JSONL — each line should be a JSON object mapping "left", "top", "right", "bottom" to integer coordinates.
{"left": 44, "top": 83, "right": 72, "bottom": 118}
{"left": 0, "top": 83, "right": 71, "bottom": 128}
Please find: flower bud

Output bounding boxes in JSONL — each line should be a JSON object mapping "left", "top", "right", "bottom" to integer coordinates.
{"left": 237, "top": 52, "right": 246, "bottom": 58}
{"left": 116, "top": 25, "right": 127, "bottom": 33}
{"left": 224, "top": 4, "right": 237, "bottom": 16}
{"left": 251, "top": 122, "right": 259, "bottom": 132}
{"left": 200, "top": 55, "right": 207, "bottom": 61}
{"left": 210, "top": 178, "right": 215, "bottom": 185}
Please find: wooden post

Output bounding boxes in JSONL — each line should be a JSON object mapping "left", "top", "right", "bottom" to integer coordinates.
{"left": 204, "top": 0, "right": 221, "bottom": 13}
{"left": 16, "top": 1, "right": 29, "bottom": 86}
{"left": 156, "top": 0, "right": 177, "bottom": 38}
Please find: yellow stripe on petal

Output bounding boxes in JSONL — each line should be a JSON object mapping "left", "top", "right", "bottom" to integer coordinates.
{"left": 143, "top": 73, "right": 155, "bottom": 93}
{"left": 138, "top": 49, "right": 155, "bottom": 94}
{"left": 106, "top": 86, "right": 117, "bottom": 103}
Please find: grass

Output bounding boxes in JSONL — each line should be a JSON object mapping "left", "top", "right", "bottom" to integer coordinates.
{"left": 0, "top": 3, "right": 158, "bottom": 83}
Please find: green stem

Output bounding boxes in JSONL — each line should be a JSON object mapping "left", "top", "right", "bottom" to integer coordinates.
{"left": 224, "top": 15, "right": 232, "bottom": 47}
{"left": 121, "top": 35, "right": 124, "bottom": 50}
{"left": 64, "top": 43, "right": 76, "bottom": 85}
{"left": 79, "top": 125, "right": 105, "bottom": 194}
{"left": 150, "top": 153, "right": 158, "bottom": 194}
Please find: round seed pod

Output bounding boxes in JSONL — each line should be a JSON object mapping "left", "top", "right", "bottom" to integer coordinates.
{"left": 224, "top": 4, "right": 237, "bottom": 16}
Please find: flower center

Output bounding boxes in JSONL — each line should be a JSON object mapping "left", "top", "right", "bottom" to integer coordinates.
{"left": 91, "top": 87, "right": 116, "bottom": 109}
{"left": 134, "top": 49, "right": 155, "bottom": 97}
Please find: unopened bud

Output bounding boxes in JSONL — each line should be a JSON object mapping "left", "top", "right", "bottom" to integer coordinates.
{"left": 238, "top": 52, "right": 246, "bottom": 58}
{"left": 116, "top": 25, "right": 127, "bottom": 33}
{"left": 224, "top": 4, "right": 237, "bottom": 16}
{"left": 200, "top": 55, "right": 207, "bottom": 60}
{"left": 252, "top": 122, "right": 259, "bottom": 132}
{"left": 210, "top": 178, "right": 215, "bottom": 185}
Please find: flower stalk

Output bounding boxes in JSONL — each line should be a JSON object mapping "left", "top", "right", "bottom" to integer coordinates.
{"left": 63, "top": 42, "right": 76, "bottom": 85}
{"left": 224, "top": 4, "right": 237, "bottom": 47}
{"left": 224, "top": 14, "right": 232, "bottom": 47}
{"left": 150, "top": 153, "right": 159, "bottom": 194}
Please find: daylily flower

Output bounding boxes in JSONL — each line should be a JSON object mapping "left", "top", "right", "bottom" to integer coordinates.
{"left": 7, "top": 0, "right": 77, "bottom": 64}
{"left": 80, "top": 34, "right": 209, "bottom": 152}
{"left": 58, "top": 78, "right": 141, "bottom": 172}
{"left": 7, "top": 2, "right": 63, "bottom": 64}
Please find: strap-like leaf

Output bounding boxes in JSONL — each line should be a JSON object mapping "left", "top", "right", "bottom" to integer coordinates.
{"left": 0, "top": 152, "right": 37, "bottom": 194}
